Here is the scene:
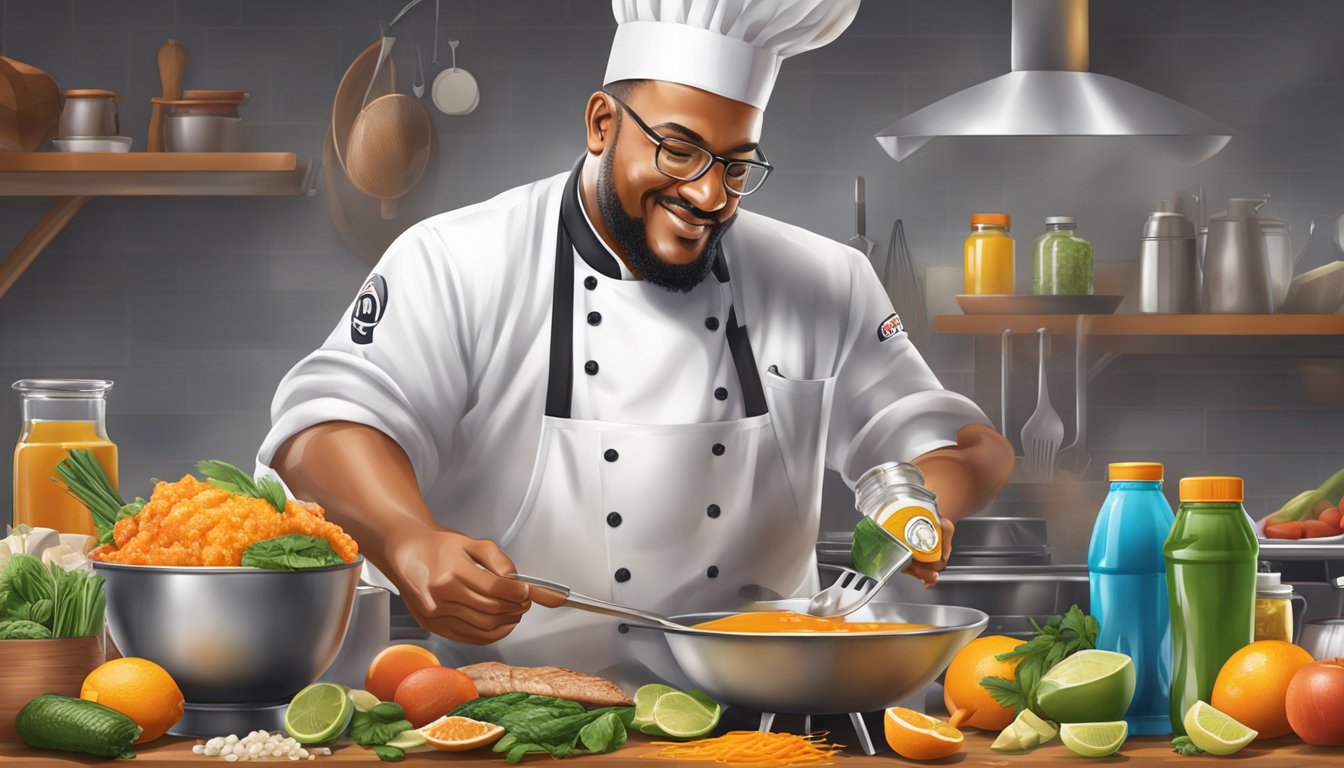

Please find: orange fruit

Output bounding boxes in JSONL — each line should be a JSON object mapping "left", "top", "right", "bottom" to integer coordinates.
{"left": 81, "top": 657, "right": 185, "bottom": 744}
{"left": 394, "top": 666, "right": 480, "bottom": 728}
{"left": 418, "top": 715, "right": 505, "bottom": 751}
{"left": 365, "top": 644, "right": 440, "bottom": 702}
{"left": 943, "top": 635, "right": 1024, "bottom": 731}
{"left": 1212, "top": 639, "right": 1314, "bottom": 740}
{"left": 884, "top": 707, "right": 964, "bottom": 761}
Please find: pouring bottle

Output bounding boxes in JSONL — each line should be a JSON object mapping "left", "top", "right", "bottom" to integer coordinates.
{"left": 1089, "top": 462, "right": 1174, "bottom": 736}
{"left": 1164, "top": 476, "right": 1258, "bottom": 735}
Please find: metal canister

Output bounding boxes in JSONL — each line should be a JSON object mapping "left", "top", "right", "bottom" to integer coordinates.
{"left": 854, "top": 462, "right": 941, "bottom": 564}
{"left": 1140, "top": 202, "right": 1200, "bottom": 313}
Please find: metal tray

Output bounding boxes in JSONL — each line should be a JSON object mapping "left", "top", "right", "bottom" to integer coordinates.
{"left": 956, "top": 294, "right": 1124, "bottom": 314}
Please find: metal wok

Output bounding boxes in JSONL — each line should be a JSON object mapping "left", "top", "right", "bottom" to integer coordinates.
{"left": 626, "top": 599, "right": 987, "bottom": 716}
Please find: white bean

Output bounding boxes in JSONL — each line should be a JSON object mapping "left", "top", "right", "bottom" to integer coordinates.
{"left": 224, "top": 754, "right": 239, "bottom": 763}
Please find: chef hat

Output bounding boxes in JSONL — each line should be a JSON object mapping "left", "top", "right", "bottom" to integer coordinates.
{"left": 605, "top": 0, "right": 861, "bottom": 110}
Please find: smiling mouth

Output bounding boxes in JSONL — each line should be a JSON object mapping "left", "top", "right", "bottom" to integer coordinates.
{"left": 658, "top": 201, "right": 715, "bottom": 239}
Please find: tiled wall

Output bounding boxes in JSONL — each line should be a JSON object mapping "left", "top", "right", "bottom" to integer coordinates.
{"left": 2, "top": 1, "right": 1342, "bottom": 563}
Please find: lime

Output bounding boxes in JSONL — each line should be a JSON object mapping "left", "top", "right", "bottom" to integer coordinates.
{"left": 386, "top": 728, "right": 430, "bottom": 752}
{"left": 1060, "top": 721, "right": 1128, "bottom": 758}
{"left": 1018, "top": 710, "right": 1057, "bottom": 743}
{"left": 991, "top": 709, "right": 1058, "bottom": 752}
{"left": 650, "top": 691, "right": 720, "bottom": 739}
{"left": 348, "top": 689, "right": 380, "bottom": 713}
{"left": 1183, "top": 701, "right": 1257, "bottom": 756}
{"left": 1036, "top": 650, "right": 1136, "bottom": 724}
{"left": 632, "top": 684, "right": 679, "bottom": 727}
{"left": 285, "top": 682, "right": 355, "bottom": 745}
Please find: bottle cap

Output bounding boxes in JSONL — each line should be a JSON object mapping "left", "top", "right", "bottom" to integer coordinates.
{"left": 1256, "top": 572, "right": 1293, "bottom": 598}
{"left": 1045, "top": 216, "right": 1076, "bottom": 226}
{"left": 1109, "top": 462, "right": 1163, "bottom": 482}
{"left": 1180, "top": 476, "right": 1244, "bottom": 503}
{"left": 970, "top": 213, "right": 1010, "bottom": 227}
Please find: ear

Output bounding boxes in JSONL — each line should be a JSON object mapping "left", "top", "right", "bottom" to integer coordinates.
{"left": 584, "top": 91, "right": 616, "bottom": 155}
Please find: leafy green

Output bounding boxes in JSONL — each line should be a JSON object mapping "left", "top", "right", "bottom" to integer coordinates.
{"left": 52, "top": 449, "right": 130, "bottom": 546}
{"left": 1171, "top": 736, "right": 1205, "bottom": 756}
{"left": 350, "top": 710, "right": 413, "bottom": 747}
{"left": 241, "top": 535, "right": 344, "bottom": 571}
{"left": 0, "top": 555, "right": 106, "bottom": 639}
{"left": 0, "top": 618, "right": 52, "bottom": 639}
{"left": 978, "top": 605, "right": 1099, "bottom": 717}
{"left": 370, "top": 702, "right": 406, "bottom": 724}
{"left": 371, "top": 745, "right": 405, "bottom": 762}
{"left": 196, "top": 460, "right": 288, "bottom": 514}
{"left": 452, "top": 694, "right": 635, "bottom": 763}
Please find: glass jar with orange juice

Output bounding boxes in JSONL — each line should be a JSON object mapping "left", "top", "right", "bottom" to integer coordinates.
{"left": 964, "top": 213, "right": 1015, "bottom": 294}
{"left": 12, "top": 379, "right": 116, "bottom": 536}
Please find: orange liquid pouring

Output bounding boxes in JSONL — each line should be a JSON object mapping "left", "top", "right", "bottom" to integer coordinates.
{"left": 692, "top": 610, "right": 933, "bottom": 634}
{"left": 13, "top": 420, "right": 116, "bottom": 537}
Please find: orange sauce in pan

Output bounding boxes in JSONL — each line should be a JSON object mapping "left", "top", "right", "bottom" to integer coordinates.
{"left": 692, "top": 611, "right": 933, "bottom": 634}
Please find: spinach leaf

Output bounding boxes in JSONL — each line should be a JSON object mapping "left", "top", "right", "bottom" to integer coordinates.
{"left": 578, "top": 711, "right": 627, "bottom": 754}
{"left": 241, "top": 535, "right": 344, "bottom": 571}
{"left": 196, "top": 460, "right": 288, "bottom": 514}
{"left": 350, "top": 710, "right": 413, "bottom": 747}
{"left": 371, "top": 745, "right": 405, "bottom": 762}
{"left": 0, "top": 618, "right": 51, "bottom": 639}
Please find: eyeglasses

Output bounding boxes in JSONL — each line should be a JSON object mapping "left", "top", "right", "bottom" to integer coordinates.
{"left": 603, "top": 90, "right": 773, "bottom": 197}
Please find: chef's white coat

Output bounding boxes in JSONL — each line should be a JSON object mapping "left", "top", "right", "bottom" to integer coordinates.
{"left": 256, "top": 165, "right": 991, "bottom": 582}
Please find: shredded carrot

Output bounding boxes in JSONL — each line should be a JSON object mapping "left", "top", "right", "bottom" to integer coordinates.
{"left": 651, "top": 731, "right": 843, "bottom": 767}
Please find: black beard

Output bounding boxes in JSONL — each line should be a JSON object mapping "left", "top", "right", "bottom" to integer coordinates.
{"left": 596, "top": 117, "right": 736, "bottom": 293}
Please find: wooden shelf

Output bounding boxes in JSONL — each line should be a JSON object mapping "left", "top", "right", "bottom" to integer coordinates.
{"left": 935, "top": 313, "right": 1344, "bottom": 336}
{"left": 0, "top": 151, "right": 315, "bottom": 299}
{"left": 0, "top": 151, "right": 311, "bottom": 196}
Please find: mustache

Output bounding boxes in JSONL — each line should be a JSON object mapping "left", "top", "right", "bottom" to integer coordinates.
{"left": 654, "top": 194, "right": 724, "bottom": 223}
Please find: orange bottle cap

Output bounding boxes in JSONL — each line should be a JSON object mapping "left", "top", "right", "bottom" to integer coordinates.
{"left": 1109, "top": 462, "right": 1163, "bottom": 482}
{"left": 970, "top": 213, "right": 1011, "bottom": 227}
{"left": 1179, "top": 476, "right": 1244, "bottom": 503}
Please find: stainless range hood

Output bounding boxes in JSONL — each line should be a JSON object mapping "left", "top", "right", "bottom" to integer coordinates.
{"left": 875, "top": 0, "right": 1233, "bottom": 164}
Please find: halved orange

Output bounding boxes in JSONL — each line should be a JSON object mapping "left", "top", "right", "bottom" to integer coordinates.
{"left": 417, "top": 715, "right": 505, "bottom": 752}
{"left": 884, "top": 707, "right": 964, "bottom": 761}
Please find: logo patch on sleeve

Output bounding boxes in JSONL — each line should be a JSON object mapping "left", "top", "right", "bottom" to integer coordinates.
{"left": 350, "top": 274, "right": 388, "bottom": 344}
{"left": 877, "top": 312, "right": 905, "bottom": 342}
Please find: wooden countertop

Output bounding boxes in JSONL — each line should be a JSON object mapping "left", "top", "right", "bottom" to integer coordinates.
{"left": 933, "top": 313, "right": 1344, "bottom": 336}
{"left": 1, "top": 730, "right": 1338, "bottom": 766}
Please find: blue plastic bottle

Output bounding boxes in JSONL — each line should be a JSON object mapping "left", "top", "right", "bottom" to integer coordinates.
{"left": 1089, "top": 462, "right": 1175, "bottom": 736}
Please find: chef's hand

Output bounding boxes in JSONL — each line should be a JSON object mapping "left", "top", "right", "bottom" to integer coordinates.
{"left": 903, "top": 516, "right": 954, "bottom": 588}
{"left": 383, "top": 528, "right": 566, "bottom": 644}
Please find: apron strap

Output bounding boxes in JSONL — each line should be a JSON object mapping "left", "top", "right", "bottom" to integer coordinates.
{"left": 545, "top": 158, "right": 767, "bottom": 420}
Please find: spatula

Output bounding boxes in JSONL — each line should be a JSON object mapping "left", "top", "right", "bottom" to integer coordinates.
{"left": 1021, "top": 327, "right": 1064, "bottom": 480}
{"left": 1057, "top": 315, "right": 1092, "bottom": 476}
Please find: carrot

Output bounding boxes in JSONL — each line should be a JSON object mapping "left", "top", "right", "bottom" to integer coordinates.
{"left": 1301, "top": 520, "right": 1342, "bottom": 538}
{"left": 653, "top": 731, "right": 841, "bottom": 767}
{"left": 1264, "top": 522, "right": 1305, "bottom": 539}
{"left": 1320, "top": 507, "right": 1343, "bottom": 528}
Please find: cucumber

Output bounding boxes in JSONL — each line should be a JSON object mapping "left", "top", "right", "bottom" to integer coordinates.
{"left": 16, "top": 694, "right": 142, "bottom": 759}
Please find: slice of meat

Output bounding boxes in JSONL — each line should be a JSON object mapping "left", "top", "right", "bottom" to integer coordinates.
{"left": 459, "top": 662, "right": 634, "bottom": 708}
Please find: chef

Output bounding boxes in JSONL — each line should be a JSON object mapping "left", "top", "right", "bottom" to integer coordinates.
{"left": 258, "top": 0, "right": 1014, "bottom": 689}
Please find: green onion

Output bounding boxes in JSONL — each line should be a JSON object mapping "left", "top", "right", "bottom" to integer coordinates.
{"left": 52, "top": 450, "right": 126, "bottom": 546}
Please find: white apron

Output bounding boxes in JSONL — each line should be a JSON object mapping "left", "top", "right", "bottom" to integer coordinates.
{"left": 433, "top": 166, "right": 833, "bottom": 691}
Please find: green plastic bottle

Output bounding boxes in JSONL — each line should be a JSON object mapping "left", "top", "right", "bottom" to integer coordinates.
{"left": 1164, "top": 476, "right": 1258, "bottom": 735}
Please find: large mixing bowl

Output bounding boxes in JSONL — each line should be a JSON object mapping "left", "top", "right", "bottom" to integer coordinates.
{"left": 633, "top": 600, "right": 987, "bottom": 715}
{"left": 94, "top": 559, "right": 361, "bottom": 706}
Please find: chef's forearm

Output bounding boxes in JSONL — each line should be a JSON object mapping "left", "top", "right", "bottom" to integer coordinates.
{"left": 271, "top": 421, "right": 443, "bottom": 571}
{"left": 911, "top": 423, "right": 1014, "bottom": 523}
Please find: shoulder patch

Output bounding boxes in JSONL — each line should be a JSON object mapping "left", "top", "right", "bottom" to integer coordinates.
{"left": 877, "top": 312, "right": 904, "bottom": 342}
{"left": 351, "top": 274, "right": 388, "bottom": 344}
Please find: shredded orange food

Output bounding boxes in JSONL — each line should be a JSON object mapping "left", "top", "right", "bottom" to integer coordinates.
{"left": 652, "top": 731, "right": 843, "bottom": 767}
{"left": 89, "top": 474, "right": 359, "bottom": 567}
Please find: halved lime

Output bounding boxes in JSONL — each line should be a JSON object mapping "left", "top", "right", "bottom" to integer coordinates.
{"left": 348, "top": 689, "right": 380, "bottom": 713}
{"left": 650, "top": 691, "right": 720, "bottom": 739}
{"left": 1060, "top": 721, "right": 1128, "bottom": 758}
{"left": 632, "top": 684, "right": 679, "bottom": 727}
{"left": 1036, "top": 650, "right": 1136, "bottom": 724}
{"left": 1183, "top": 701, "right": 1257, "bottom": 756}
{"left": 286, "top": 682, "right": 355, "bottom": 745}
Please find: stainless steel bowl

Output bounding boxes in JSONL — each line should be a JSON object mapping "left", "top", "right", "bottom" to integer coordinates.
{"left": 94, "top": 559, "right": 361, "bottom": 705}
{"left": 633, "top": 600, "right": 987, "bottom": 715}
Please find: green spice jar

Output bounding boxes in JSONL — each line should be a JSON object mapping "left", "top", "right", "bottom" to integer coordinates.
{"left": 1033, "top": 216, "right": 1094, "bottom": 295}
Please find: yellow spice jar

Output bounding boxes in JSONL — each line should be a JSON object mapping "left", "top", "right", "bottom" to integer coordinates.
{"left": 964, "top": 213, "right": 1015, "bottom": 294}
{"left": 1254, "top": 572, "right": 1305, "bottom": 643}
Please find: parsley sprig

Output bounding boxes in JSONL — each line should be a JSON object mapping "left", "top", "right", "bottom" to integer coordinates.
{"left": 1171, "top": 736, "right": 1205, "bottom": 756}
{"left": 979, "top": 605, "right": 1099, "bottom": 716}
